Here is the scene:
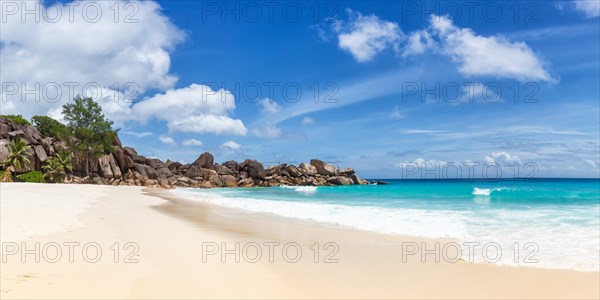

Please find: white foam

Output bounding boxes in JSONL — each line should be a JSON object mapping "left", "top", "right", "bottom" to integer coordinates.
{"left": 174, "top": 188, "right": 468, "bottom": 239}
{"left": 173, "top": 189, "right": 600, "bottom": 272}
{"left": 280, "top": 185, "right": 318, "bottom": 193}
{"left": 472, "top": 187, "right": 513, "bottom": 196}
{"left": 473, "top": 187, "right": 491, "bottom": 196}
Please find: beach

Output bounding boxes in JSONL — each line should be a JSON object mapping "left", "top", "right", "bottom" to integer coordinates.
{"left": 1, "top": 183, "right": 598, "bottom": 299}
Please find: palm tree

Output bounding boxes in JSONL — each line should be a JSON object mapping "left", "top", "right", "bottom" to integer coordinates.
{"left": 43, "top": 151, "right": 73, "bottom": 183}
{"left": 2, "top": 138, "right": 31, "bottom": 174}
{"left": 0, "top": 168, "right": 13, "bottom": 182}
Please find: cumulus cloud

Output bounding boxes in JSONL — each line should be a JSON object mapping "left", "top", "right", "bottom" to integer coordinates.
{"left": 167, "top": 115, "right": 247, "bottom": 136}
{"left": 0, "top": 1, "right": 248, "bottom": 137}
{"left": 426, "top": 15, "right": 553, "bottom": 82}
{"left": 252, "top": 124, "right": 283, "bottom": 138}
{"left": 1, "top": 0, "right": 184, "bottom": 118}
{"left": 484, "top": 151, "right": 522, "bottom": 166}
{"left": 402, "top": 30, "right": 436, "bottom": 57}
{"left": 182, "top": 139, "right": 203, "bottom": 146}
{"left": 301, "top": 117, "right": 315, "bottom": 125}
{"left": 159, "top": 134, "right": 176, "bottom": 145}
{"left": 323, "top": 11, "right": 552, "bottom": 82}
{"left": 131, "top": 84, "right": 248, "bottom": 136}
{"left": 260, "top": 98, "right": 281, "bottom": 114}
{"left": 333, "top": 9, "right": 403, "bottom": 62}
{"left": 220, "top": 141, "right": 241, "bottom": 151}
{"left": 573, "top": 0, "right": 600, "bottom": 18}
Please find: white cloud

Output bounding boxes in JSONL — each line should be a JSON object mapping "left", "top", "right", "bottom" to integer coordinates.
{"left": 182, "top": 139, "right": 203, "bottom": 146}
{"left": 574, "top": 0, "right": 600, "bottom": 18}
{"left": 0, "top": 1, "right": 250, "bottom": 138}
{"left": 252, "top": 124, "right": 283, "bottom": 138}
{"left": 484, "top": 151, "right": 522, "bottom": 166}
{"left": 131, "top": 84, "right": 248, "bottom": 136}
{"left": 220, "top": 141, "right": 241, "bottom": 151}
{"left": 334, "top": 9, "right": 403, "bottom": 62}
{"left": 260, "top": 98, "right": 281, "bottom": 114}
{"left": 324, "top": 11, "right": 552, "bottom": 82}
{"left": 402, "top": 30, "right": 436, "bottom": 57}
{"left": 585, "top": 159, "right": 599, "bottom": 169}
{"left": 122, "top": 131, "right": 153, "bottom": 138}
{"left": 301, "top": 117, "right": 315, "bottom": 125}
{"left": 167, "top": 115, "right": 247, "bottom": 136}
{"left": 1, "top": 0, "right": 184, "bottom": 118}
{"left": 427, "top": 15, "right": 553, "bottom": 82}
{"left": 390, "top": 105, "right": 404, "bottom": 119}
{"left": 159, "top": 134, "right": 176, "bottom": 146}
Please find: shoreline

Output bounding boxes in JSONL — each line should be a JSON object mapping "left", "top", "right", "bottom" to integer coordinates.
{"left": 1, "top": 183, "right": 598, "bottom": 299}
{"left": 154, "top": 188, "right": 600, "bottom": 273}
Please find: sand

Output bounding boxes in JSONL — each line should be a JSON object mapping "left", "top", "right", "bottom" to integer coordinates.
{"left": 0, "top": 183, "right": 598, "bottom": 299}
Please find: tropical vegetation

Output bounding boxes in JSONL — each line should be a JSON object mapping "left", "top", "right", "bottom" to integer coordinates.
{"left": 2, "top": 137, "right": 31, "bottom": 173}
{"left": 61, "top": 96, "right": 117, "bottom": 177}
{"left": 31, "top": 115, "right": 68, "bottom": 138}
{"left": 0, "top": 114, "right": 31, "bottom": 126}
{"left": 1, "top": 96, "right": 116, "bottom": 182}
{"left": 43, "top": 151, "right": 73, "bottom": 183}
{"left": 16, "top": 171, "right": 45, "bottom": 183}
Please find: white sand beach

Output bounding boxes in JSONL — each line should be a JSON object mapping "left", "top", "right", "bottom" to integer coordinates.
{"left": 1, "top": 183, "right": 598, "bottom": 299}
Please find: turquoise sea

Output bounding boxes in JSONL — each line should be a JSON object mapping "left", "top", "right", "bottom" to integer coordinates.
{"left": 174, "top": 179, "right": 600, "bottom": 271}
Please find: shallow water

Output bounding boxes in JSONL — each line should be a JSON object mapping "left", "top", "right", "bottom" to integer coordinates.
{"left": 174, "top": 179, "right": 600, "bottom": 271}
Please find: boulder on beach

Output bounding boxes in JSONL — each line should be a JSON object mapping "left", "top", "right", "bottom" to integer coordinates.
{"left": 241, "top": 159, "right": 266, "bottom": 179}
{"left": 193, "top": 152, "right": 214, "bottom": 169}
{"left": 327, "top": 176, "right": 354, "bottom": 185}
{"left": 310, "top": 159, "right": 339, "bottom": 176}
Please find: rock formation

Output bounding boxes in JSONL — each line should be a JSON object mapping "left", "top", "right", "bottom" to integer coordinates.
{"left": 0, "top": 117, "right": 368, "bottom": 188}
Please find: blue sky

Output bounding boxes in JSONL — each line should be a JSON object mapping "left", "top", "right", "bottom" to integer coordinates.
{"left": 1, "top": 0, "right": 599, "bottom": 178}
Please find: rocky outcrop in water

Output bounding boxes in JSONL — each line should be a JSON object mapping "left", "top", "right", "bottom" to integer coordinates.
{"left": 0, "top": 117, "right": 368, "bottom": 188}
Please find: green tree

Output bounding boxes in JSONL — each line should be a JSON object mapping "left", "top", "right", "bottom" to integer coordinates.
{"left": 31, "top": 115, "right": 67, "bottom": 138}
{"left": 61, "top": 96, "right": 117, "bottom": 177}
{"left": 16, "top": 171, "right": 45, "bottom": 183}
{"left": 2, "top": 138, "right": 31, "bottom": 173}
{"left": 0, "top": 115, "right": 31, "bottom": 126}
{"left": 43, "top": 151, "right": 73, "bottom": 183}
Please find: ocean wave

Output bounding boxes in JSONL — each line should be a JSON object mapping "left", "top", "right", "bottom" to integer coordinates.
{"left": 173, "top": 189, "right": 600, "bottom": 272}
{"left": 473, "top": 187, "right": 492, "bottom": 196}
{"left": 280, "top": 185, "right": 318, "bottom": 193}
{"left": 174, "top": 188, "right": 467, "bottom": 239}
{"left": 472, "top": 187, "right": 514, "bottom": 196}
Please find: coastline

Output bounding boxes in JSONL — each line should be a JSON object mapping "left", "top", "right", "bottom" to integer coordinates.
{"left": 1, "top": 183, "right": 598, "bottom": 299}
